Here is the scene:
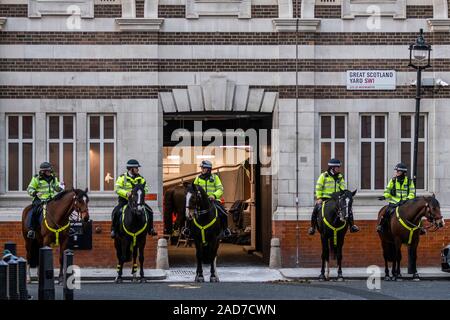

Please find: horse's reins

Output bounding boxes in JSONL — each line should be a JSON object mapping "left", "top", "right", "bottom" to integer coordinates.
{"left": 43, "top": 192, "right": 81, "bottom": 246}
{"left": 321, "top": 199, "right": 346, "bottom": 246}
{"left": 188, "top": 190, "right": 218, "bottom": 246}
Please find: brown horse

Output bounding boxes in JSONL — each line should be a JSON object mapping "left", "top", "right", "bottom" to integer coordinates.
{"left": 377, "top": 195, "right": 444, "bottom": 281}
{"left": 21, "top": 189, "right": 90, "bottom": 283}
{"left": 163, "top": 182, "right": 189, "bottom": 236}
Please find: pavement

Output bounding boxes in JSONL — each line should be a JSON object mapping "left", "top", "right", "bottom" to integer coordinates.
{"left": 29, "top": 266, "right": 450, "bottom": 282}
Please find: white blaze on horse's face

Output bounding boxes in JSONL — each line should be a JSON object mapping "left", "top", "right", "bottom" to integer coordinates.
{"left": 186, "top": 192, "right": 192, "bottom": 218}
{"left": 137, "top": 189, "right": 142, "bottom": 205}
{"left": 345, "top": 198, "right": 350, "bottom": 218}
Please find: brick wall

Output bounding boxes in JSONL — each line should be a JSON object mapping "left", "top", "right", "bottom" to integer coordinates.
{"left": 0, "top": 221, "right": 163, "bottom": 267}
{"left": 273, "top": 220, "right": 450, "bottom": 268}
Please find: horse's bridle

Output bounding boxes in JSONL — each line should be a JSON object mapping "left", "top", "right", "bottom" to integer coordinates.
{"left": 336, "top": 194, "right": 351, "bottom": 221}
{"left": 423, "top": 198, "right": 444, "bottom": 231}
{"left": 186, "top": 189, "right": 210, "bottom": 219}
{"left": 72, "top": 193, "right": 89, "bottom": 221}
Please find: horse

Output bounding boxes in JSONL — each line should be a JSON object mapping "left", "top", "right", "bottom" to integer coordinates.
{"left": 377, "top": 195, "right": 444, "bottom": 281}
{"left": 316, "top": 189, "right": 357, "bottom": 281}
{"left": 185, "top": 183, "right": 222, "bottom": 282}
{"left": 163, "top": 183, "right": 189, "bottom": 236}
{"left": 114, "top": 183, "right": 152, "bottom": 283}
{"left": 21, "top": 188, "right": 90, "bottom": 283}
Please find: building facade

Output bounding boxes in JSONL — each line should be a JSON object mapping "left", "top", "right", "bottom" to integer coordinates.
{"left": 0, "top": 0, "right": 449, "bottom": 267}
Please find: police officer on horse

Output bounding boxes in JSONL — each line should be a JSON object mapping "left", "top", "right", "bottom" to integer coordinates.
{"left": 110, "top": 159, "right": 156, "bottom": 238}
{"left": 308, "top": 158, "right": 360, "bottom": 235}
{"left": 182, "top": 160, "right": 231, "bottom": 238}
{"left": 377, "top": 162, "right": 422, "bottom": 233}
{"left": 26, "top": 162, "right": 64, "bottom": 239}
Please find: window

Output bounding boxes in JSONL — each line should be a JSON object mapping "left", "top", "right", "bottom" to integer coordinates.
{"left": 88, "top": 115, "right": 116, "bottom": 191}
{"left": 6, "top": 115, "right": 34, "bottom": 191}
{"left": 320, "top": 115, "right": 347, "bottom": 176}
{"left": 47, "top": 115, "right": 75, "bottom": 188}
{"left": 360, "top": 115, "right": 387, "bottom": 190}
{"left": 400, "top": 114, "right": 427, "bottom": 189}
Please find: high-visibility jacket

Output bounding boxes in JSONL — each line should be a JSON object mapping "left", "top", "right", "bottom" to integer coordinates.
{"left": 193, "top": 174, "right": 224, "bottom": 199}
{"left": 27, "top": 174, "right": 62, "bottom": 200}
{"left": 315, "top": 171, "right": 346, "bottom": 199}
{"left": 115, "top": 172, "right": 149, "bottom": 200}
{"left": 383, "top": 176, "right": 415, "bottom": 204}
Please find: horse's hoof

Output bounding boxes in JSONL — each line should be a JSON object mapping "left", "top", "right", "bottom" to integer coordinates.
{"left": 337, "top": 276, "right": 344, "bottom": 282}
{"left": 384, "top": 276, "right": 391, "bottom": 281}
{"left": 391, "top": 276, "right": 397, "bottom": 281}
{"left": 318, "top": 274, "right": 326, "bottom": 281}
{"left": 195, "top": 276, "right": 204, "bottom": 283}
{"left": 412, "top": 273, "right": 420, "bottom": 281}
{"left": 114, "top": 277, "right": 122, "bottom": 284}
{"left": 210, "top": 276, "right": 219, "bottom": 283}
{"left": 140, "top": 277, "right": 146, "bottom": 283}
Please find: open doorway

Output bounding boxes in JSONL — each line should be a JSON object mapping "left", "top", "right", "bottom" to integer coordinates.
{"left": 162, "top": 113, "right": 272, "bottom": 266}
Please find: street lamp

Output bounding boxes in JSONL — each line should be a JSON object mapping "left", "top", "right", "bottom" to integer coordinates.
{"left": 408, "top": 28, "right": 431, "bottom": 195}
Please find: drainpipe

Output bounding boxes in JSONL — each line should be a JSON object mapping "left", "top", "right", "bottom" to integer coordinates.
{"left": 295, "top": 0, "right": 300, "bottom": 267}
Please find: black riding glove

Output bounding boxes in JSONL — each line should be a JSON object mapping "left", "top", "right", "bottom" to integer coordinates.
{"left": 378, "top": 196, "right": 386, "bottom": 201}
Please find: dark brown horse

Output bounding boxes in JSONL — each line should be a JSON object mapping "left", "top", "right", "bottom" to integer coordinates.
{"left": 377, "top": 195, "right": 444, "bottom": 281}
{"left": 21, "top": 189, "right": 90, "bottom": 283}
{"left": 185, "top": 183, "right": 222, "bottom": 282}
{"left": 114, "top": 183, "right": 151, "bottom": 283}
{"left": 163, "top": 182, "right": 189, "bottom": 235}
{"left": 316, "top": 190, "right": 357, "bottom": 281}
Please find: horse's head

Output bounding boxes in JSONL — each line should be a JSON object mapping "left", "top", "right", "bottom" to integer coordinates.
{"left": 185, "top": 183, "right": 210, "bottom": 220}
{"left": 129, "top": 183, "right": 146, "bottom": 215}
{"left": 333, "top": 189, "right": 357, "bottom": 222}
{"left": 423, "top": 194, "right": 444, "bottom": 229}
{"left": 73, "top": 188, "right": 90, "bottom": 222}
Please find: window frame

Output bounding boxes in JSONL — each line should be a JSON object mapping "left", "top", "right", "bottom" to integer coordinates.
{"left": 6, "top": 114, "right": 35, "bottom": 192}
{"left": 399, "top": 113, "right": 428, "bottom": 190}
{"left": 359, "top": 114, "right": 388, "bottom": 191}
{"left": 87, "top": 114, "right": 116, "bottom": 192}
{"left": 46, "top": 114, "right": 76, "bottom": 188}
{"left": 319, "top": 114, "right": 348, "bottom": 177}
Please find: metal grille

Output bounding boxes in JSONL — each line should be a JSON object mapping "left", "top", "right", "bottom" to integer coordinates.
{"left": 316, "top": 0, "right": 340, "bottom": 5}
{"left": 170, "top": 269, "right": 196, "bottom": 276}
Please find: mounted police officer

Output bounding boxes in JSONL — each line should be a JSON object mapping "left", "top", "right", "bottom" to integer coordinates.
{"left": 110, "top": 159, "right": 156, "bottom": 238}
{"left": 26, "top": 162, "right": 63, "bottom": 239}
{"left": 182, "top": 160, "right": 231, "bottom": 238}
{"left": 308, "top": 158, "right": 360, "bottom": 235}
{"left": 377, "top": 162, "right": 418, "bottom": 233}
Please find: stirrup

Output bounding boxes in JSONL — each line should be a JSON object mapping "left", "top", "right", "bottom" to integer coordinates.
{"left": 350, "top": 225, "right": 360, "bottom": 233}
{"left": 110, "top": 230, "right": 117, "bottom": 239}
{"left": 222, "top": 228, "right": 231, "bottom": 238}
{"left": 308, "top": 226, "right": 315, "bottom": 235}
{"left": 181, "top": 227, "right": 191, "bottom": 237}
{"left": 27, "top": 230, "right": 36, "bottom": 239}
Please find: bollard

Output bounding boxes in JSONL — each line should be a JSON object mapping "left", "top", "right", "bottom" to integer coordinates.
{"left": 17, "top": 258, "right": 28, "bottom": 300}
{"left": 156, "top": 238, "right": 169, "bottom": 270}
{"left": 38, "top": 246, "right": 55, "bottom": 300}
{"left": 4, "top": 242, "right": 16, "bottom": 256}
{"left": 63, "top": 249, "right": 74, "bottom": 300}
{"left": 7, "top": 259, "right": 19, "bottom": 300}
{"left": 0, "top": 260, "right": 7, "bottom": 300}
{"left": 269, "top": 238, "right": 282, "bottom": 269}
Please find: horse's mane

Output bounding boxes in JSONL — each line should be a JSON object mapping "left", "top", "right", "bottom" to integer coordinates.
{"left": 52, "top": 189, "right": 72, "bottom": 201}
{"left": 403, "top": 196, "right": 440, "bottom": 208}
{"left": 51, "top": 188, "right": 89, "bottom": 202}
{"left": 330, "top": 190, "right": 352, "bottom": 200}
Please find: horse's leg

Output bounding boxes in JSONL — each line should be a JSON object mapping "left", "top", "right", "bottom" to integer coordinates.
{"left": 319, "top": 236, "right": 328, "bottom": 281}
{"left": 139, "top": 242, "right": 146, "bottom": 283}
{"left": 210, "top": 256, "right": 219, "bottom": 282}
{"left": 57, "top": 237, "right": 69, "bottom": 285}
{"left": 114, "top": 240, "right": 124, "bottom": 284}
{"left": 409, "top": 240, "right": 420, "bottom": 281}
{"left": 131, "top": 246, "right": 138, "bottom": 282}
{"left": 194, "top": 243, "right": 204, "bottom": 282}
{"left": 336, "top": 238, "right": 344, "bottom": 281}
{"left": 392, "top": 239, "right": 402, "bottom": 281}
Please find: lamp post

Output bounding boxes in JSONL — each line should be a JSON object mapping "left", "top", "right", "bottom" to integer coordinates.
{"left": 408, "top": 29, "right": 431, "bottom": 195}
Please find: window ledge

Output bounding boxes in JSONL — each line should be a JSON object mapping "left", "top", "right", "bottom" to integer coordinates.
{"left": 115, "top": 18, "right": 164, "bottom": 32}
{"left": 272, "top": 19, "right": 321, "bottom": 32}
{"left": 427, "top": 19, "right": 450, "bottom": 32}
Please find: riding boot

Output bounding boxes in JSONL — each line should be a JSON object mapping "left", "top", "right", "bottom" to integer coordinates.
{"left": 145, "top": 204, "right": 157, "bottom": 236}
{"left": 219, "top": 212, "right": 231, "bottom": 238}
{"left": 308, "top": 204, "right": 320, "bottom": 235}
{"left": 27, "top": 200, "right": 41, "bottom": 239}
{"left": 348, "top": 210, "right": 360, "bottom": 233}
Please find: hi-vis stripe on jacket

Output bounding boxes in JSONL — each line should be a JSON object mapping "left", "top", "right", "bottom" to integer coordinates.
{"left": 193, "top": 174, "right": 224, "bottom": 199}
{"left": 383, "top": 177, "right": 415, "bottom": 204}
{"left": 115, "top": 172, "right": 149, "bottom": 200}
{"left": 315, "top": 172, "right": 346, "bottom": 199}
